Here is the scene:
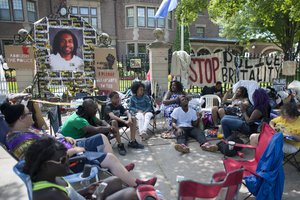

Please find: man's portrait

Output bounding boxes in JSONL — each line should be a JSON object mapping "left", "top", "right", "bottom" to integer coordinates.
{"left": 49, "top": 28, "right": 84, "bottom": 71}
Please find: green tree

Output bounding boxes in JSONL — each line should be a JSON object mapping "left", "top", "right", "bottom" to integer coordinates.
{"left": 176, "top": 0, "right": 300, "bottom": 60}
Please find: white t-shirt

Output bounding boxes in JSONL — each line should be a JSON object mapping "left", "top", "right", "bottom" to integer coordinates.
{"left": 171, "top": 107, "right": 197, "bottom": 127}
{"left": 50, "top": 53, "right": 84, "bottom": 71}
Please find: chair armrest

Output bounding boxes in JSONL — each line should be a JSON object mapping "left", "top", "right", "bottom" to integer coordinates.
{"left": 222, "top": 139, "right": 257, "bottom": 149}
{"left": 212, "top": 171, "right": 227, "bottom": 182}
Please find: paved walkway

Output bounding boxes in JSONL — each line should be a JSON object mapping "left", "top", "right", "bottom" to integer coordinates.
{"left": 1, "top": 118, "right": 300, "bottom": 199}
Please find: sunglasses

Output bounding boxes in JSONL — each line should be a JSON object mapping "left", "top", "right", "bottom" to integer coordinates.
{"left": 46, "top": 155, "right": 69, "bottom": 165}
{"left": 22, "top": 112, "right": 33, "bottom": 116}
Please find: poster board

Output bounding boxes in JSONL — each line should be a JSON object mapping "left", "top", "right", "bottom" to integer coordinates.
{"left": 33, "top": 15, "right": 97, "bottom": 96}
{"left": 94, "top": 48, "right": 119, "bottom": 92}
{"left": 4, "top": 45, "right": 35, "bottom": 69}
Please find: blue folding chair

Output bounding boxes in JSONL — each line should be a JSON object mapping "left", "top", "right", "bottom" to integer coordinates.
{"left": 13, "top": 160, "right": 33, "bottom": 200}
{"left": 13, "top": 160, "right": 100, "bottom": 199}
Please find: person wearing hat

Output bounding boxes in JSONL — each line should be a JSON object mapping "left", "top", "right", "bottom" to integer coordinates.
{"left": 0, "top": 102, "right": 157, "bottom": 187}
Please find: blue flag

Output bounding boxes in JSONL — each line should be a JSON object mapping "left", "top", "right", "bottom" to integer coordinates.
{"left": 155, "top": 0, "right": 178, "bottom": 18}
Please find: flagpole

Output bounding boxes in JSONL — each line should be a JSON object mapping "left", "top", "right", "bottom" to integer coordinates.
{"left": 180, "top": 24, "right": 184, "bottom": 51}
{"left": 180, "top": 11, "right": 184, "bottom": 51}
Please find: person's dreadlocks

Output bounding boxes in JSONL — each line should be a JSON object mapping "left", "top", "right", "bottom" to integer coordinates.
{"left": 23, "top": 137, "right": 67, "bottom": 181}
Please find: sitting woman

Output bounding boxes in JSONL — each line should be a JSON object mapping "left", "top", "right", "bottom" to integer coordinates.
{"left": 212, "top": 86, "right": 249, "bottom": 127}
{"left": 162, "top": 80, "right": 186, "bottom": 128}
{"left": 0, "top": 102, "right": 157, "bottom": 187}
{"left": 129, "top": 81, "right": 154, "bottom": 140}
{"left": 24, "top": 137, "right": 138, "bottom": 200}
{"left": 250, "top": 102, "right": 300, "bottom": 154}
{"left": 221, "top": 88, "right": 271, "bottom": 139}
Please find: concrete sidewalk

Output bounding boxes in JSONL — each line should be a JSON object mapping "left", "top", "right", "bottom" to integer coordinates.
{"left": 1, "top": 118, "right": 300, "bottom": 199}
{"left": 0, "top": 147, "right": 27, "bottom": 200}
{"left": 113, "top": 119, "right": 300, "bottom": 199}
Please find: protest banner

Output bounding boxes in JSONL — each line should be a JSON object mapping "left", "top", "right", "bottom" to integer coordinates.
{"left": 188, "top": 51, "right": 282, "bottom": 86}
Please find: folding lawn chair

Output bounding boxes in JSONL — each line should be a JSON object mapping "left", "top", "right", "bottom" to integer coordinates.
{"left": 223, "top": 123, "right": 284, "bottom": 199}
{"left": 177, "top": 168, "right": 244, "bottom": 200}
{"left": 13, "top": 160, "right": 101, "bottom": 200}
{"left": 47, "top": 105, "right": 62, "bottom": 135}
{"left": 283, "top": 148, "right": 300, "bottom": 171}
{"left": 223, "top": 123, "right": 275, "bottom": 177}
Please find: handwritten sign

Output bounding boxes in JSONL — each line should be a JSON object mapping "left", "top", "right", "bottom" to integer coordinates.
{"left": 94, "top": 47, "right": 119, "bottom": 93}
{"left": 4, "top": 45, "right": 34, "bottom": 69}
{"left": 188, "top": 51, "right": 282, "bottom": 86}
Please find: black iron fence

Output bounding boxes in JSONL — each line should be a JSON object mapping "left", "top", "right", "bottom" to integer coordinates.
{"left": 1, "top": 52, "right": 300, "bottom": 97}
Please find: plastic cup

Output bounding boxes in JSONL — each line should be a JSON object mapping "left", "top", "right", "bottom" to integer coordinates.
{"left": 228, "top": 141, "right": 236, "bottom": 150}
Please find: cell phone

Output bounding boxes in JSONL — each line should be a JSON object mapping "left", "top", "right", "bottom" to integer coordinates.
{"left": 92, "top": 182, "right": 108, "bottom": 200}
{"left": 285, "top": 136, "right": 297, "bottom": 142}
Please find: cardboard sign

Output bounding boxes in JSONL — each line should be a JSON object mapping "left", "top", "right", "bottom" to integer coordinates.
{"left": 4, "top": 45, "right": 35, "bottom": 69}
{"left": 94, "top": 48, "right": 119, "bottom": 92}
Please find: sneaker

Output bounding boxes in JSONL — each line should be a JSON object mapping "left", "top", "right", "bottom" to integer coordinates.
{"left": 117, "top": 143, "right": 127, "bottom": 156}
{"left": 125, "top": 163, "right": 135, "bottom": 171}
{"left": 202, "top": 144, "right": 218, "bottom": 152}
{"left": 174, "top": 144, "right": 190, "bottom": 153}
{"left": 136, "top": 177, "right": 157, "bottom": 186}
{"left": 128, "top": 140, "right": 145, "bottom": 149}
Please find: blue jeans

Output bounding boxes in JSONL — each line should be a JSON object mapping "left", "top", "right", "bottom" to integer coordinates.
{"left": 221, "top": 115, "right": 250, "bottom": 139}
{"left": 76, "top": 134, "right": 107, "bottom": 164}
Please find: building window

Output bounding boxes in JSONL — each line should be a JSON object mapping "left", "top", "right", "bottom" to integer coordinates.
{"left": 137, "top": 7, "right": 145, "bottom": 27}
{"left": 27, "top": 1, "right": 36, "bottom": 22}
{"left": 196, "top": 27, "right": 205, "bottom": 37}
{"left": 0, "top": 0, "right": 10, "bottom": 20}
{"left": 71, "top": 6, "right": 78, "bottom": 15}
{"left": 91, "top": 17, "right": 97, "bottom": 28}
{"left": 138, "top": 44, "right": 146, "bottom": 57}
{"left": 167, "top": 12, "right": 172, "bottom": 29}
{"left": 126, "top": 7, "right": 134, "bottom": 27}
{"left": 12, "top": 0, "right": 23, "bottom": 21}
{"left": 127, "top": 44, "right": 135, "bottom": 57}
{"left": 147, "top": 8, "right": 155, "bottom": 27}
{"left": 157, "top": 18, "right": 165, "bottom": 28}
{"left": 71, "top": 6, "right": 98, "bottom": 29}
{"left": 90, "top": 8, "right": 97, "bottom": 16}
{"left": 79, "top": 7, "right": 89, "bottom": 15}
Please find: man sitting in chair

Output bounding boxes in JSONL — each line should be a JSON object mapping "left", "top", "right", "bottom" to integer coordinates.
{"left": 171, "top": 95, "right": 208, "bottom": 153}
{"left": 104, "top": 91, "right": 144, "bottom": 156}
{"left": 61, "top": 99, "right": 126, "bottom": 153}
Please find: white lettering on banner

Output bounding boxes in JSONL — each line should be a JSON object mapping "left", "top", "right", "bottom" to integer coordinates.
{"left": 188, "top": 52, "right": 282, "bottom": 86}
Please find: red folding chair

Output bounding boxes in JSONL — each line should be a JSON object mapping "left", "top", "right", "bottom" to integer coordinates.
{"left": 177, "top": 168, "right": 244, "bottom": 200}
{"left": 223, "top": 123, "right": 275, "bottom": 176}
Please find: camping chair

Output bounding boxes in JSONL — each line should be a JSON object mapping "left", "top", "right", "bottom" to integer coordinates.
{"left": 283, "top": 148, "right": 300, "bottom": 171}
{"left": 13, "top": 160, "right": 100, "bottom": 200}
{"left": 199, "top": 94, "right": 221, "bottom": 113}
{"left": 99, "top": 102, "right": 131, "bottom": 146}
{"left": 177, "top": 168, "right": 244, "bottom": 200}
{"left": 243, "top": 133, "right": 284, "bottom": 199}
{"left": 147, "top": 96, "right": 160, "bottom": 135}
{"left": 223, "top": 123, "right": 275, "bottom": 177}
{"left": 47, "top": 105, "right": 62, "bottom": 135}
{"left": 0, "top": 114, "right": 9, "bottom": 148}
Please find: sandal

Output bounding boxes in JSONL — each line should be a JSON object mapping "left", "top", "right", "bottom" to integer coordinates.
{"left": 161, "top": 131, "right": 176, "bottom": 139}
{"left": 174, "top": 144, "right": 190, "bottom": 153}
{"left": 140, "top": 132, "right": 149, "bottom": 141}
